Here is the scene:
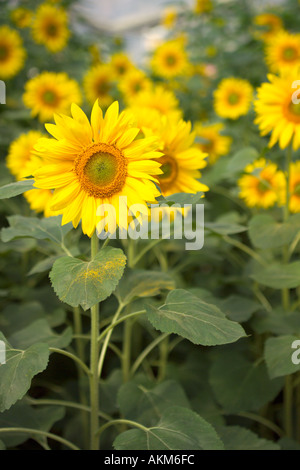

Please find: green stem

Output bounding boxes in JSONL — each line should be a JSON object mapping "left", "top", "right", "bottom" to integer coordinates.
{"left": 0, "top": 427, "right": 80, "bottom": 450}
{"left": 157, "top": 336, "right": 169, "bottom": 382}
{"left": 131, "top": 333, "right": 169, "bottom": 376}
{"left": 49, "top": 348, "right": 91, "bottom": 377}
{"left": 284, "top": 375, "right": 293, "bottom": 439}
{"left": 89, "top": 232, "right": 100, "bottom": 450}
{"left": 96, "top": 419, "right": 148, "bottom": 437}
{"left": 122, "top": 318, "right": 133, "bottom": 382}
{"left": 27, "top": 398, "right": 111, "bottom": 421}
{"left": 97, "top": 310, "right": 146, "bottom": 343}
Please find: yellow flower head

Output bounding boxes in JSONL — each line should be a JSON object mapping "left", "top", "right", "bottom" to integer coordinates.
{"left": 31, "top": 2, "right": 70, "bottom": 53}
{"left": 151, "top": 38, "right": 190, "bottom": 80}
{"left": 194, "top": 122, "right": 232, "bottom": 165}
{"left": 214, "top": 78, "right": 253, "bottom": 120}
{"left": 110, "top": 52, "right": 134, "bottom": 78}
{"left": 127, "top": 84, "right": 181, "bottom": 119}
{"left": 6, "top": 131, "right": 55, "bottom": 217}
{"left": 289, "top": 162, "right": 300, "bottom": 213}
{"left": 253, "top": 13, "right": 283, "bottom": 42}
{"left": 118, "top": 68, "right": 152, "bottom": 102}
{"left": 0, "top": 26, "right": 26, "bottom": 79}
{"left": 265, "top": 30, "right": 300, "bottom": 73}
{"left": 33, "top": 101, "right": 163, "bottom": 237}
{"left": 23, "top": 72, "right": 82, "bottom": 122}
{"left": 11, "top": 7, "right": 33, "bottom": 28}
{"left": 238, "top": 158, "right": 286, "bottom": 209}
{"left": 194, "top": 0, "right": 213, "bottom": 14}
{"left": 83, "top": 64, "right": 115, "bottom": 107}
{"left": 255, "top": 68, "right": 300, "bottom": 150}
{"left": 161, "top": 7, "right": 178, "bottom": 28}
{"left": 140, "top": 114, "right": 209, "bottom": 197}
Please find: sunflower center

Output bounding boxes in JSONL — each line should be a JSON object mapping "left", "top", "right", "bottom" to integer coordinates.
{"left": 294, "top": 183, "right": 300, "bottom": 196}
{"left": 96, "top": 80, "right": 110, "bottom": 95}
{"left": 290, "top": 102, "right": 300, "bottom": 116}
{"left": 166, "top": 54, "right": 177, "bottom": 66}
{"left": 0, "top": 44, "right": 9, "bottom": 61}
{"left": 43, "top": 90, "right": 57, "bottom": 105}
{"left": 283, "top": 47, "right": 298, "bottom": 61}
{"left": 46, "top": 22, "right": 58, "bottom": 37}
{"left": 258, "top": 179, "right": 271, "bottom": 192}
{"left": 157, "top": 155, "right": 178, "bottom": 191}
{"left": 75, "top": 143, "right": 127, "bottom": 198}
{"left": 228, "top": 93, "right": 240, "bottom": 105}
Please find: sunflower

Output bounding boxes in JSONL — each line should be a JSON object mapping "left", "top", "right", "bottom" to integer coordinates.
{"left": 265, "top": 31, "right": 300, "bottom": 73}
{"left": 253, "top": 13, "right": 283, "bottom": 42}
{"left": 33, "top": 101, "right": 163, "bottom": 237}
{"left": 0, "top": 26, "right": 26, "bottom": 80}
{"left": 6, "top": 131, "right": 55, "bottom": 217}
{"left": 110, "top": 52, "right": 134, "bottom": 79}
{"left": 31, "top": 2, "right": 70, "bottom": 53}
{"left": 118, "top": 69, "right": 151, "bottom": 102}
{"left": 194, "top": 0, "right": 213, "bottom": 14}
{"left": 194, "top": 122, "right": 232, "bottom": 165}
{"left": 11, "top": 7, "right": 33, "bottom": 28}
{"left": 238, "top": 158, "right": 286, "bottom": 209}
{"left": 254, "top": 68, "right": 300, "bottom": 150}
{"left": 140, "top": 115, "right": 209, "bottom": 197}
{"left": 161, "top": 7, "right": 178, "bottom": 28}
{"left": 127, "top": 85, "right": 181, "bottom": 119}
{"left": 289, "top": 162, "right": 300, "bottom": 213}
{"left": 214, "top": 78, "right": 253, "bottom": 120}
{"left": 23, "top": 72, "right": 82, "bottom": 122}
{"left": 151, "top": 38, "right": 190, "bottom": 80}
{"left": 83, "top": 64, "right": 115, "bottom": 108}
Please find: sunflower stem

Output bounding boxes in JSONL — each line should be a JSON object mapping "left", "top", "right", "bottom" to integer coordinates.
{"left": 89, "top": 232, "right": 100, "bottom": 450}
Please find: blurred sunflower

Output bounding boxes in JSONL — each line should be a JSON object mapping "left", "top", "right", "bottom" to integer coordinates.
{"left": 23, "top": 72, "right": 82, "bottom": 122}
{"left": 128, "top": 85, "right": 181, "bottom": 119}
{"left": 265, "top": 31, "right": 300, "bottom": 73}
{"left": 253, "top": 13, "right": 283, "bottom": 42}
{"left": 6, "top": 131, "right": 55, "bottom": 217}
{"left": 110, "top": 52, "right": 134, "bottom": 78}
{"left": 0, "top": 26, "right": 26, "bottom": 79}
{"left": 31, "top": 2, "right": 70, "bottom": 53}
{"left": 194, "top": 122, "right": 232, "bottom": 165}
{"left": 289, "top": 162, "right": 300, "bottom": 213}
{"left": 254, "top": 68, "right": 300, "bottom": 150}
{"left": 83, "top": 64, "right": 115, "bottom": 107}
{"left": 151, "top": 38, "right": 190, "bottom": 79}
{"left": 194, "top": 0, "right": 213, "bottom": 14}
{"left": 118, "top": 69, "right": 151, "bottom": 102}
{"left": 142, "top": 115, "right": 209, "bottom": 197}
{"left": 161, "top": 7, "right": 178, "bottom": 28}
{"left": 214, "top": 78, "right": 253, "bottom": 120}
{"left": 11, "top": 7, "right": 33, "bottom": 28}
{"left": 238, "top": 158, "right": 285, "bottom": 209}
{"left": 33, "top": 101, "right": 163, "bottom": 237}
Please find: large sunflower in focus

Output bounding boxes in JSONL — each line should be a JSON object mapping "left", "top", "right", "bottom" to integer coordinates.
{"left": 31, "top": 2, "right": 70, "bottom": 53}
{"left": 140, "top": 115, "right": 209, "bottom": 197}
{"left": 255, "top": 68, "right": 300, "bottom": 150}
{"left": 23, "top": 72, "right": 82, "bottom": 122}
{"left": 238, "top": 158, "right": 285, "bottom": 209}
{"left": 214, "top": 78, "right": 253, "bottom": 120}
{"left": 33, "top": 101, "right": 163, "bottom": 237}
{"left": 265, "top": 31, "right": 300, "bottom": 73}
{"left": 0, "top": 26, "right": 26, "bottom": 79}
{"left": 83, "top": 64, "right": 115, "bottom": 107}
{"left": 151, "top": 39, "right": 190, "bottom": 80}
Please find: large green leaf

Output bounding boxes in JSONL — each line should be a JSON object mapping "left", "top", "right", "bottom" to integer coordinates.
{"left": 0, "top": 180, "right": 35, "bottom": 199}
{"left": 209, "top": 350, "right": 284, "bottom": 413}
{"left": 113, "top": 406, "right": 224, "bottom": 450}
{"left": 1, "top": 215, "right": 73, "bottom": 244}
{"left": 219, "top": 295, "right": 260, "bottom": 322}
{"left": 226, "top": 147, "right": 259, "bottom": 175}
{"left": 0, "top": 333, "right": 49, "bottom": 412}
{"left": 8, "top": 319, "right": 72, "bottom": 350}
{"left": 264, "top": 335, "right": 300, "bottom": 379}
{"left": 49, "top": 246, "right": 126, "bottom": 310}
{"left": 115, "top": 269, "right": 175, "bottom": 305}
{"left": 118, "top": 379, "right": 191, "bottom": 427}
{"left": 216, "top": 425, "right": 279, "bottom": 450}
{"left": 251, "top": 262, "right": 300, "bottom": 289}
{"left": 145, "top": 289, "right": 246, "bottom": 346}
{"left": 249, "top": 214, "right": 300, "bottom": 250}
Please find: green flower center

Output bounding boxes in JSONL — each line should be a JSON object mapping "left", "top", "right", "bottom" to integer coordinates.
{"left": 84, "top": 152, "right": 118, "bottom": 186}
{"left": 157, "top": 155, "right": 178, "bottom": 192}
{"left": 258, "top": 179, "right": 271, "bottom": 192}
{"left": 166, "top": 54, "right": 176, "bottom": 66}
{"left": 96, "top": 80, "right": 110, "bottom": 95}
{"left": 228, "top": 93, "right": 240, "bottom": 105}
{"left": 47, "top": 23, "right": 58, "bottom": 37}
{"left": 43, "top": 90, "right": 57, "bottom": 104}
{"left": 294, "top": 183, "right": 300, "bottom": 196}
{"left": 283, "top": 47, "right": 298, "bottom": 61}
{"left": 0, "top": 45, "right": 8, "bottom": 60}
{"left": 290, "top": 102, "right": 300, "bottom": 116}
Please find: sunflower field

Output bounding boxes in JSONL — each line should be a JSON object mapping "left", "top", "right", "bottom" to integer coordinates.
{"left": 0, "top": 0, "right": 300, "bottom": 453}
